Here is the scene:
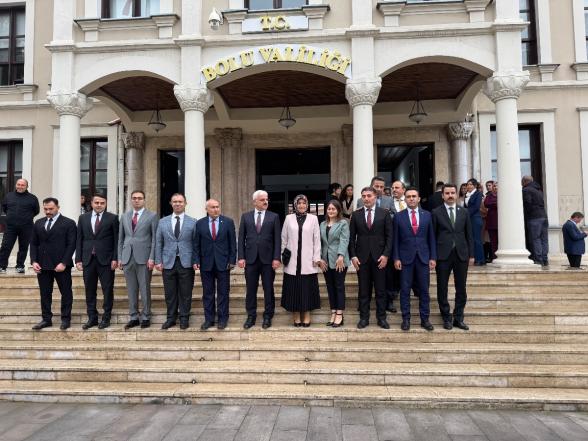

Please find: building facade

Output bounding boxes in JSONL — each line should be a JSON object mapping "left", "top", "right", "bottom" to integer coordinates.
{"left": 0, "top": 0, "right": 587, "bottom": 265}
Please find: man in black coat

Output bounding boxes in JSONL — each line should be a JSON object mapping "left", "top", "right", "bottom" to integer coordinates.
{"left": 349, "top": 186, "right": 393, "bottom": 329}
{"left": 522, "top": 175, "right": 549, "bottom": 266}
{"left": 76, "top": 194, "right": 119, "bottom": 329}
{"left": 238, "top": 190, "right": 281, "bottom": 330}
{"left": 432, "top": 183, "right": 474, "bottom": 331}
{"left": 29, "top": 197, "right": 77, "bottom": 330}
{"left": 0, "top": 178, "right": 39, "bottom": 273}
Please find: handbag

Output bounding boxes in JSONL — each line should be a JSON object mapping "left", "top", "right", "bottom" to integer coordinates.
{"left": 281, "top": 248, "right": 292, "bottom": 266}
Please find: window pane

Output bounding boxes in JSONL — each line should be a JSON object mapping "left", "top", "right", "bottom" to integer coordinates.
{"left": 13, "top": 144, "right": 22, "bottom": 173}
{"left": 141, "top": 0, "right": 159, "bottom": 15}
{"left": 0, "top": 14, "right": 9, "bottom": 37}
{"left": 81, "top": 171, "right": 90, "bottom": 187}
{"left": 520, "top": 161, "right": 532, "bottom": 177}
{"left": 15, "top": 37, "right": 24, "bottom": 63}
{"left": 0, "top": 145, "right": 7, "bottom": 173}
{"left": 490, "top": 129, "right": 497, "bottom": 161}
{"left": 491, "top": 162, "right": 497, "bottom": 182}
{"left": 12, "top": 64, "right": 23, "bottom": 84}
{"left": 109, "top": 0, "right": 134, "bottom": 18}
{"left": 0, "top": 38, "right": 8, "bottom": 63}
{"left": 95, "top": 171, "right": 108, "bottom": 188}
{"left": 519, "top": 0, "right": 530, "bottom": 9}
{"left": 282, "top": 0, "right": 306, "bottom": 8}
{"left": 518, "top": 130, "right": 531, "bottom": 159}
{"left": 248, "top": 0, "right": 273, "bottom": 10}
{"left": 520, "top": 12, "right": 530, "bottom": 39}
{"left": 15, "top": 11, "right": 25, "bottom": 35}
{"left": 585, "top": 12, "right": 588, "bottom": 37}
{"left": 95, "top": 141, "right": 108, "bottom": 169}
{"left": 80, "top": 142, "right": 91, "bottom": 169}
{"left": 0, "top": 64, "right": 7, "bottom": 85}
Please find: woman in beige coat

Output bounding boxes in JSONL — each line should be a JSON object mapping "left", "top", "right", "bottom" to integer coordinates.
{"left": 281, "top": 194, "right": 322, "bottom": 327}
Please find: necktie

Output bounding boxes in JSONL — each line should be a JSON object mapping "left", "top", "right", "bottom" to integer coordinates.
{"left": 211, "top": 219, "right": 217, "bottom": 240}
{"left": 174, "top": 216, "right": 180, "bottom": 239}
{"left": 449, "top": 207, "right": 455, "bottom": 226}
{"left": 256, "top": 212, "right": 262, "bottom": 233}
{"left": 46, "top": 218, "right": 53, "bottom": 231}
{"left": 366, "top": 208, "right": 372, "bottom": 229}
{"left": 94, "top": 213, "right": 101, "bottom": 234}
{"left": 411, "top": 210, "right": 418, "bottom": 234}
{"left": 132, "top": 212, "right": 138, "bottom": 232}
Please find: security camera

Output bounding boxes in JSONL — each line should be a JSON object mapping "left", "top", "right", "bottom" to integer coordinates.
{"left": 208, "top": 8, "right": 223, "bottom": 30}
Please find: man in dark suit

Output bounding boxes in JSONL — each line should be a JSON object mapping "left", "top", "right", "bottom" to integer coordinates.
{"left": 392, "top": 187, "right": 437, "bottom": 331}
{"left": 76, "top": 193, "right": 119, "bottom": 330}
{"left": 238, "top": 190, "right": 281, "bottom": 329}
{"left": 562, "top": 212, "right": 587, "bottom": 268}
{"left": 426, "top": 181, "right": 445, "bottom": 211}
{"left": 194, "top": 199, "right": 236, "bottom": 330}
{"left": 349, "top": 186, "right": 393, "bottom": 329}
{"left": 432, "top": 183, "right": 474, "bottom": 331}
{"left": 29, "top": 197, "right": 77, "bottom": 330}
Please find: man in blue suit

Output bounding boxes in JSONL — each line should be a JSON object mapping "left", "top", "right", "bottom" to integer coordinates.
{"left": 194, "top": 199, "right": 236, "bottom": 330}
{"left": 562, "top": 212, "right": 587, "bottom": 268}
{"left": 154, "top": 193, "right": 197, "bottom": 330}
{"left": 392, "top": 187, "right": 437, "bottom": 331}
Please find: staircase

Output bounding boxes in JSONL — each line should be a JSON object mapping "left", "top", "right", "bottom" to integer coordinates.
{"left": 0, "top": 267, "right": 587, "bottom": 410}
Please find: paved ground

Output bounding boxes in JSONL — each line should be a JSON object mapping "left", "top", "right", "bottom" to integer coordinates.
{"left": 0, "top": 402, "right": 587, "bottom": 441}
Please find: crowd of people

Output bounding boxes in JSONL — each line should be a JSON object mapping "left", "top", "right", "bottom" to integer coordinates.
{"left": 0, "top": 175, "right": 585, "bottom": 332}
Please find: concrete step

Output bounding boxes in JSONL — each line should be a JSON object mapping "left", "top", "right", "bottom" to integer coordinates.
{"left": 0, "top": 380, "right": 586, "bottom": 410}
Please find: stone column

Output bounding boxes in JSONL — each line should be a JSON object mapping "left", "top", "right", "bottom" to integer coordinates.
{"left": 215, "top": 128, "right": 243, "bottom": 222}
{"left": 47, "top": 91, "right": 93, "bottom": 222}
{"left": 174, "top": 84, "right": 213, "bottom": 219}
{"left": 121, "top": 132, "right": 146, "bottom": 210}
{"left": 345, "top": 78, "right": 381, "bottom": 195}
{"left": 447, "top": 121, "right": 474, "bottom": 185}
{"left": 483, "top": 71, "right": 531, "bottom": 265}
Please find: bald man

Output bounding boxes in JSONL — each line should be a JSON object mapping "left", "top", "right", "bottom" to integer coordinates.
{"left": 194, "top": 199, "right": 236, "bottom": 330}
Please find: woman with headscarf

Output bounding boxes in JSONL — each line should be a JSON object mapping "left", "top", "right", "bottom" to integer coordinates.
{"left": 281, "top": 194, "right": 322, "bottom": 327}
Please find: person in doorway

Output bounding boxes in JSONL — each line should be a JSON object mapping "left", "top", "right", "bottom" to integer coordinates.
{"left": 339, "top": 184, "right": 354, "bottom": 219}
{"left": 325, "top": 182, "right": 342, "bottom": 207}
{"left": 426, "top": 181, "right": 445, "bottom": 211}
{"left": 562, "top": 212, "right": 587, "bottom": 269}
{"left": 464, "top": 178, "right": 485, "bottom": 265}
{"left": 522, "top": 175, "right": 549, "bottom": 266}
{"left": 483, "top": 182, "right": 498, "bottom": 262}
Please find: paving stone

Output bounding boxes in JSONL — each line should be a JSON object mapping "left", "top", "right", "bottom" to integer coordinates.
{"left": 234, "top": 405, "right": 279, "bottom": 441}
{"left": 342, "top": 424, "right": 378, "bottom": 441}
{"left": 404, "top": 409, "right": 452, "bottom": 441}
{"left": 274, "top": 406, "right": 310, "bottom": 431}
{"left": 207, "top": 405, "right": 250, "bottom": 430}
{"left": 269, "top": 429, "right": 307, "bottom": 441}
{"left": 163, "top": 424, "right": 206, "bottom": 441}
{"left": 439, "top": 410, "right": 485, "bottom": 436}
{"left": 179, "top": 405, "right": 222, "bottom": 426}
{"left": 468, "top": 411, "right": 526, "bottom": 441}
{"left": 531, "top": 412, "right": 588, "bottom": 441}
{"left": 93, "top": 404, "right": 160, "bottom": 440}
{"left": 1, "top": 423, "right": 46, "bottom": 441}
{"left": 307, "top": 407, "right": 343, "bottom": 441}
{"left": 372, "top": 408, "right": 414, "bottom": 441}
{"left": 450, "top": 436, "right": 489, "bottom": 441}
{"left": 126, "top": 405, "right": 190, "bottom": 441}
{"left": 197, "top": 428, "right": 238, "bottom": 441}
{"left": 499, "top": 411, "right": 562, "bottom": 441}
{"left": 564, "top": 412, "right": 588, "bottom": 431}
{"left": 341, "top": 408, "right": 375, "bottom": 426}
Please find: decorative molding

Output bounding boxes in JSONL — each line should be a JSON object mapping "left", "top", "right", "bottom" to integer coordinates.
{"left": 121, "top": 132, "right": 145, "bottom": 150}
{"left": 536, "top": 64, "right": 559, "bottom": 82}
{"left": 483, "top": 71, "right": 530, "bottom": 103}
{"left": 447, "top": 121, "right": 474, "bottom": 141}
{"left": 0, "top": 84, "right": 37, "bottom": 100}
{"left": 302, "top": 4, "right": 330, "bottom": 30}
{"left": 173, "top": 84, "right": 214, "bottom": 113}
{"left": 464, "top": 0, "right": 491, "bottom": 23}
{"left": 345, "top": 78, "right": 382, "bottom": 107}
{"left": 74, "top": 15, "right": 179, "bottom": 41}
{"left": 47, "top": 91, "right": 93, "bottom": 118}
{"left": 377, "top": 1, "right": 406, "bottom": 27}
{"left": 572, "top": 62, "right": 588, "bottom": 81}
{"left": 215, "top": 128, "right": 243, "bottom": 149}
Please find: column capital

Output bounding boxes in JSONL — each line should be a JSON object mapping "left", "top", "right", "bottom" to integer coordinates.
{"left": 447, "top": 121, "right": 474, "bottom": 141}
{"left": 47, "top": 91, "right": 93, "bottom": 118}
{"left": 345, "top": 78, "right": 382, "bottom": 107}
{"left": 121, "top": 132, "right": 146, "bottom": 150}
{"left": 173, "top": 84, "right": 213, "bottom": 113}
{"left": 215, "top": 128, "right": 243, "bottom": 149}
{"left": 483, "top": 71, "right": 530, "bottom": 103}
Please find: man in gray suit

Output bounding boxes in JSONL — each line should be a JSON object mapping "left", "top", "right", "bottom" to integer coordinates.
{"left": 118, "top": 190, "right": 159, "bottom": 329}
{"left": 154, "top": 193, "right": 198, "bottom": 330}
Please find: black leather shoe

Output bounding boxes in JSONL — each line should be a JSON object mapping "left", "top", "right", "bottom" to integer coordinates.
{"left": 98, "top": 320, "right": 110, "bottom": 329}
{"left": 82, "top": 320, "right": 98, "bottom": 330}
{"left": 140, "top": 320, "right": 151, "bottom": 328}
{"left": 443, "top": 320, "right": 453, "bottom": 330}
{"left": 400, "top": 320, "right": 410, "bottom": 331}
{"left": 32, "top": 320, "right": 52, "bottom": 330}
{"left": 453, "top": 320, "right": 469, "bottom": 331}
{"left": 243, "top": 316, "right": 256, "bottom": 329}
{"left": 420, "top": 320, "right": 434, "bottom": 331}
{"left": 161, "top": 321, "right": 176, "bottom": 330}
{"left": 180, "top": 321, "right": 189, "bottom": 330}
{"left": 60, "top": 321, "right": 70, "bottom": 330}
{"left": 386, "top": 303, "right": 397, "bottom": 313}
{"left": 217, "top": 322, "right": 227, "bottom": 330}
{"left": 200, "top": 321, "right": 214, "bottom": 330}
{"left": 377, "top": 319, "right": 390, "bottom": 329}
{"left": 262, "top": 318, "right": 272, "bottom": 329}
{"left": 357, "top": 319, "right": 369, "bottom": 329}
{"left": 124, "top": 319, "right": 140, "bottom": 330}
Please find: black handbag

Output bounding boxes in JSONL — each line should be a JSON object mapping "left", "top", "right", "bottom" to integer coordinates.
{"left": 281, "top": 248, "right": 292, "bottom": 266}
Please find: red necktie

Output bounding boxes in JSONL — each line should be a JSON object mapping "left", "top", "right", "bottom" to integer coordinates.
{"left": 94, "top": 213, "right": 101, "bottom": 234}
{"left": 366, "top": 208, "right": 372, "bottom": 229}
{"left": 211, "top": 219, "right": 217, "bottom": 240}
{"left": 132, "top": 212, "right": 138, "bottom": 232}
{"left": 411, "top": 210, "right": 418, "bottom": 235}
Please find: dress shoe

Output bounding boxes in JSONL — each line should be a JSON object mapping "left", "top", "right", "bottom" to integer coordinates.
{"left": 82, "top": 320, "right": 98, "bottom": 330}
{"left": 357, "top": 319, "right": 369, "bottom": 329}
{"left": 15, "top": 266, "right": 25, "bottom": 274}
{"left": 262, "top": 318, "right": 272, "bottom": 329}
{"left": 200, "top": 321, "right": 214, "bottom": 330}
{"left": 140, "top": 320, "right": 151, "bottom": 329}
{"left": 124, "top": 319, "right": 140, "bottom": 330}
{"left": 443, "top": 320, "right": 453, "bottom": 330}
{"left": 217, "top": 322, "right": 227, "bottom": 330}
{"left": 400, "top": 320, "right": 410, "bottom": 331}
{"left": 302, "top": 322, "right": 310, "bottom": 328}
{"left": 32, "top": 320, "right": 52, "bottom": 330}
{"left": 243, "top": 316, "right": 256, "bottom": 329}
{"left": 60, "top": 321, "right": 70, "bottom": 330}
{"left": 420, "top": 320, "right": 434, "bottom": 331}
{"left": 331, "top": 314, "right": 344, "bottom": 328}
{"left": 377, "top": 319, "right": 390, "bottom": 330}
{"left": 453, "top": 320, "right": 469, "bottom": 331}
{"left": 98, "top": 320, "right": 110, "bottom": 329}
{"left": 161, "top": 321, "right": 176, "bottom": 330}
{"left": 293, "top": 322, "right": 302, "bottom": 327}
{"left": 180, "top": 321, "right": 189, "bottom": 330}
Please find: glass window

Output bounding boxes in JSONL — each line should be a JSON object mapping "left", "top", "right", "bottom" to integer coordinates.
{"left": 0, "top": 141, "right": 23, "bottom": 216}
{"left": 0, "top": 7, "right": 25, "bottom": 86}
{"left": 585, "top": 0, "right": 588, "bottom": 55}
{"left": 80, "top": 138, "right": 108, "bottom": 199}
{"left": 103, "top": 0, "right": 158, "bottom": 18}
{"left": 520, "top": 0, "right": 538, "bottom": 65}
{"left": 246, "top": 0, "right": 307, "bottom": 10}
{"left": 490, "top": 125, "right": 542, "bottom": 186}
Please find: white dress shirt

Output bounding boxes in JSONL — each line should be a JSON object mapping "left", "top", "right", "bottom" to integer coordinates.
{"left": 254, "top": 209, "right": 266, "bottom": 225}
{"left": 394, "top": 197, "right": 406, "bottom": 212}
{"left": 408, "top": 208, "right": 420, "bottom": 227}
{"left": 132, "top": 207, "right": 145, "bottom": 221}
{"left": 363, "top": 206, "right": 375, "bottom": 223}
{"left": 171, "top": 212, "right": 185, "bottom": 232}
{"left": 45, "top": 212, "right": 60, "bottom": 230}
{"left": 444, "top": 203, "right": 457, "bottom": 221}
{"left": 91, "top": 211, "right": 105, "bottom": 232}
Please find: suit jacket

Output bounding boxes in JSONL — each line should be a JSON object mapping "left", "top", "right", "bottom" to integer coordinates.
{"left": 465, "top": 190, "right": 483, "bottom": 219}
{"left": 118, "top": 209, "right": 159, "bottom": 265}
{"left": 392, "top": 208, "right": 437, "bottom": 265}
{"left": 281, "top": 213, "right": 321, "bottom": 276}
{"left": 194, "top": 215, "right": 237, "bottom": 272}
{"left": 483, "top": 192, "right": 498, "bottom": 230}
{"left": 427, "top": 191, "right": 444, "bottom": 211}
{"left": 154, "top": 214, "right": 197, "bottom": 269}
{"left": 348, "top": 206, "right": 393, "bottom": 262}
{"left": 320, "top": 219, "right": 351, "bottom": 269}
{"left": 432, "top": 205, "right": 474, "bottom": 261}
{"left": 562, "top": 220, "right": 587, "bottom": 255}
{"left": 30, "top": 214, "right": 77, "bottom": 270}
{"left": 238, "top": 210, "right": 281, "bottom": 264}
{"left": 76, "top": 211, "right": 119, "bottom": 266}
{"left": 357, "top": 195, "right": 395, "bottom": 214}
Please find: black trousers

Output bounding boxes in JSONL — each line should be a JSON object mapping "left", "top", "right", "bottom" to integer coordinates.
{"left": 162, "top": 257, "right": 194, "bottom": 322}
{"left": 357, "top": 256, "right": 387, "bottom": 322}
{"left": 385, "top": 260, "right": 399, "bottom": 304}
{"left": 0, "top": 223, "right": 33, "bottom": 268}
{"left": 323, "top": 267, "right": 347, "bottom": 310}
{"left": 244, "top": 259, "right": 275, "bottom": 320}
{"left": 37, "top": 268, "right": 73, "bottom": 323}
{"left": 567, "top": 254, "right": 582, "bottom": 268}
{"left": 435, "top": 248, "right": 469, "bottom": 322}
{"left": 200, "top": 267, "right": 230, "bottom": 324}
{"left": 83, "top": 256, "right": 115, "bottom": 321}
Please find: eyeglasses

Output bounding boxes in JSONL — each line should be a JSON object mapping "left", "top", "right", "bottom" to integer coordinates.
{"left": 131, "top": 197, "right": 144, "bottom": 200}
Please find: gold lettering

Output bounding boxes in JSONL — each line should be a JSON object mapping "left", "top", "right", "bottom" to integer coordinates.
{"left": 326, "top": 51, "right": 342, "bottom": 71}
{"left": 240, "top": 50, "right": 254, "bottom": 67}
{"left": 283, "top": 46, "right": 294, "bottom": 62}
{"left": 274, "top": 16, "right": 288, "bottom": 31}
{"left": 228, "top": 57, "right": 241, "bottom": 72}
{"left": 296, "top": 46, "right": 307, "bottom": 63}
{"left": 317, "top": 50, "right": 329, "bottom": 68}
{"left": 260, "top": 16, "right": 271, "bottom": 31}
{"left": 337, "top": 57, "right": 351, "bottom": 75}
{"left": 305, "top": 48, "right": 316, "bottom": 64}
{"left": 259, "top": 47, "right": 273, "bottom": 62}
{"left": 215, "top": 59, "right": 230, "bottom": 76}
{"left": 201, "top": 66, "right": 217, "bottom": 82}
{"left": 269, "top": 47, "right": 284, "bottom": 62}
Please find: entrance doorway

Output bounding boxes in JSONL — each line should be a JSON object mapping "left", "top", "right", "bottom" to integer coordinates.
{"left": 377, "top": 144, "right": 435, "bottom": 203}
{"left": 256, "top": 147, "right": 331, "bottom": 224}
